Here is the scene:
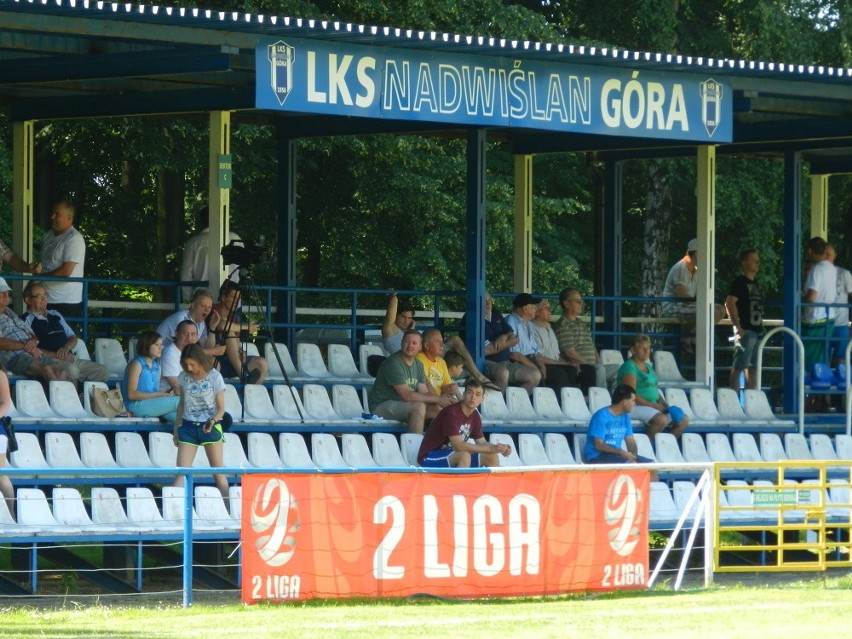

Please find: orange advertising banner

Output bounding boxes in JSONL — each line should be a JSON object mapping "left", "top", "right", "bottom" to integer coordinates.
{"left": 241, "top": 469, "right": 649, "bottom": 602}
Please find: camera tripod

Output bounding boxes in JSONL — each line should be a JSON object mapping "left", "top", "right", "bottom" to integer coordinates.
{"left": 216, "top": 263, "right": 305, "bottom": 423}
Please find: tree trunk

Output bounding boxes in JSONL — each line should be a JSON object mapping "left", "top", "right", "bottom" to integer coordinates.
{"left": 640, "top": 157, "right": 674, "bottom": 334}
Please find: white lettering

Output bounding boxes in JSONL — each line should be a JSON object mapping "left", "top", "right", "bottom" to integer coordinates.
{"left": 306, "top": 51, "right": 326, "bottom": 103}
{"left": 569, "top": 76, "right": 591, "bottom": 124}
{"left": 251, "top": 574, "right": 301, "bottom": 600}
{"left": 373, "top": 496, "right": 405, "bottom": 580}
{"left": 601, "top": 78, "right": 622, "bottom": 127}
{"left": 439, "top": 64, "right": 462, "bottom": 114}
{"left": 508, "top": 494, "right": 540, "bottom": 575}
{"left": 355, "top": 57, "right": 376, "bottom": 108}
{"left": 462, "top": 66, "right": 497, "bottom": 116}
{"left": 384, "top": 60, "right": 410, "bottom": 111}
{"left": 472, "top": 496, "right": 504, "bottom": 577}
{"left": 545, "top": 74, "right": 568, "bottom": 123}
{"left": 423, "top": 495, "right": 450, "bottom": 578}
{"left": 666, "top": 84, "right": 689, "bottom": 131}
{"left": 328, "top": 54, "right": 353, "bottom": 105}
{"left": 622, "top": 76, "right": 645, "bottom": 129}
{"left": 645, "top": 82, "right": 666, "bottom": 129}
{"left": 413, "top": 62, "right": 437, "bottom": 112}
{"left": 508, "top": 68, "right": 528, "bottom": 118}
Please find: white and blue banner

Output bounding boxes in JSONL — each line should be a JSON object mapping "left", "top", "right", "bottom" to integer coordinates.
{"left": 256, "top": 38, "right": 732, "bottom": 142}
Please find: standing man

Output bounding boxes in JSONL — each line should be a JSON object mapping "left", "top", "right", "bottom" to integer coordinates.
{"left": 21, "top": 280, "right": 109, "bottom": 383}
{"left": 802, "top": 237, "right": 837, "bottom": 372}
{"left": 417, "top": 379, "right": 511, "bottom": 468}
{"left": 180, "top": 224, "right": 241, "bottom": 302}
{"left": 553, "top": 288, "right": 618, "bottom": 391}
{"left": 368, "top": 330, "right": 453, "bottom": 433}
{"left": 826, "top": 243, "right": 852, "bottom": 368}
{"left": 36, "top": 200, "right": 86, "bottom": 318}
{"left": 583, "top": 384, "right": 654, "bottom": 465}
{"left": 724, "top": 249, "right": 764, "bottom": 391}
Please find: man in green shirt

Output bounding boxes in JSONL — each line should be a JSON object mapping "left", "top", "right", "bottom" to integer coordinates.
{"left": 368, "top": 330, "right": 454, "bottom": 433}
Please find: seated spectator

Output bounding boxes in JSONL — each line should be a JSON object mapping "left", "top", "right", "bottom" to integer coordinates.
{"left": 583, "top": 384, "right": 654, "bottom": 465}
{"left": 616, "top": 334, "right": 688, "bottom": 438}
{"left": 662, "top": 239, "right": 725, "bottom": 351}
{"left": 417, "top": 379, "right": 511, "bottom": 468}
{"left": 416, "top": 328, "right": 461, "bottom": 400}
{"left": 477, "top": 290, "right": 538, "bottom": 392}
{"left": 206, "top": 281, "right": 268, "bottom": 384}
{"left": 0, "top": 366, "right": 13, "bottom": 519}
{"left": 0, "top": 278, "right": 74, "bottom": 383}
{"left": 124, "top": 330, "right": 179, "bottom": 422}
{"left": 159, "top": 320, "right": 198, "bottom": 394}
{"left": 532, "top": 298, "right": 595, "bottom": 394}
{"left": 383, "top": 293, "right": 497, "bottom": 389}
{"left": 553, "top": 288, "right": 619, "bottom": 390}
{"left": 367, "top": 330, "right": 453, "bottom": 433}
{"left": 156, "top": 288, "right": 226, "bottom": 362}
{"left": 506, "top": 292, "right": 572, "bottom": 394}
{"left": 20, "top": 280, "right": 108, "bottom": 383}
{"left": 443, "top": 351, "right": 465, "bottom": 382}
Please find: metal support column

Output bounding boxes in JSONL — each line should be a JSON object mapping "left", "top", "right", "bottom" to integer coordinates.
{"left": 695, "top": 146, "right": 717, "bottom": 388}
{"left": 11, "top": 120, "right": 35, "bottom": 308}
{"left": 513, "top": 154, "right": 533, "bottom": 294}
{"left": 810, "top": 175, "right": 829, "bottom": 241}
{"left": 276, "top": 131, "right": 298, "bottom": 349}
{"left": 601, "top": 160, "right": 623, "bottom": 350}
{"left": 207, "top": 111, "right": 231, "bottom": 296}
{"left": 783, "top": 152, "right": 803, "bottom": 414}
{"left": 465, "top": 129, "right": 488, "bottom": 370}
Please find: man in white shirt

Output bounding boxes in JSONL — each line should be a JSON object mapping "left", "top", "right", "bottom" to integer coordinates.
{"left": 826, "top": 243, "right": 852, "bottom": 367}
{"left": 802, "top": 236, "right": 837, "bottom": 371}
{"left": 36, "top": 200, "right": 86, "bottom": 318}
{"left": 180, "top": 226, "right": 241, "bottom": 302}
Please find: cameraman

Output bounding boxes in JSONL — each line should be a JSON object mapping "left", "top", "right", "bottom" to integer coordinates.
{"left": 208, "top": 281, "right": 268, "bottom": 385}
{"left": 180, "top": 224, "right": 242, "bottom": 302}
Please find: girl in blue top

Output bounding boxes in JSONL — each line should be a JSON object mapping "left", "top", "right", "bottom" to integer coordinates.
{"left": 124, "top": 330, "right": 179, "bottom": 422}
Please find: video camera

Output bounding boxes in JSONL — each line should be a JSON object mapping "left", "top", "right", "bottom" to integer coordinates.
{"left": 221, "top": 239, "right": 265, "bottom": 269}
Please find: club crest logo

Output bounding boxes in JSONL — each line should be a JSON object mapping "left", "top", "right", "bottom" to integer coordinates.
{"left": 268, "top": 40, "right": 295, "bottom": 106}
{"left": 700, "top": 78, "right": 723, "bottom": 138}
{"left": 251, "top": 478, "right": 300, "bottom": 567}
{"left": 604, "top": 474, "right": 643, "bottom": 557}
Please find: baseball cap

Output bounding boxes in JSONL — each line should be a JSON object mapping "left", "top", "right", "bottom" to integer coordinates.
{"left": 513, "top": 292, "right": 541, "bottom": 308}
{"left": 0, "top": 278, "right": 11, "bottom": 293}
{"left": 687, "top": 239, "right": 698, "bottom": 252}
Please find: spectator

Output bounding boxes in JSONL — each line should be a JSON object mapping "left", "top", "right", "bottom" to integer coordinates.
{"left": 553, "top": 288, "right": 619, "bottom": 391}
{"left": 0, "top": 238, "right": 38, "bottom": 275}
{"left": 172, "top": 343, "right": 231, "bottom": 502}
{"left": 180, "top": 224, "right": 241, "bottom": 302}
{"left": 124, "top": 330, "right": 179, "bottom": 423}
{"left": 156, "top": 289, "right": 226, "bottom": 362}
{"left": 662, "top": 238, "right": 724, "bottom": 351}
{"left": 724, "top": 249, "right": 764, "bottom": 391}
{"left": 383, "top": 293, "right": 496, "bottom": 388}
{"left": 583, "top": 383, "right": 654, "bottom": 466}
{"left": 417, "top": 379, "right": 511, "bottom": 468}
{"left": 415, "top": 328, "right": 461, "bottom": 400}
{"left": 802, "top": 236, "right": 837, "bottom": 372}
{"left": 505, "top": 292, "right": 571, "bottom": 394}
{"left": 479, "top": 290, "right": 537, "bottom": 392}
{"left": 0, "top": 278, "right": 74, "bottom": 383}
{"left": 616, "top": 334, "right": 689, "bottom": 438}
{"left": 532, "top": 298, "right": 594, "bottom": 394}
{"left": 368, "top": 330, "right": 453, "bottom": 433}
{"left": 0, "top": 367, "right": 13, "bottom": 519}
{"left": 35, "top": 200, "right": 85, "bottom": 318}
{"left": 207, "top": 280, "right": 268, "bottom": 384}
{"left": 159, "top": 320, "right": 198, "bottom": 394}
{"left": 21, "top": 280, "right": 108, "bottom": 383}
{"left": 826, "top": 243, "right": 852, "bottom": 368}
{"left": 443, "top": 351, "right": 465, "bottom": 382}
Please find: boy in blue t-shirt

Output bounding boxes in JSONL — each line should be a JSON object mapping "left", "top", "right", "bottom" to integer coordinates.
{"left": 583, "top": 384, "right": 654, "bottom": 465}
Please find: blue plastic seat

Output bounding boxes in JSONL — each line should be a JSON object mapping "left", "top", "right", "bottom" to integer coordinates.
{"left": 834, "top": 363, "right": 848, "bottom": 387}
{"left": 810, "top": 362, "right": 834, "bottom": 390}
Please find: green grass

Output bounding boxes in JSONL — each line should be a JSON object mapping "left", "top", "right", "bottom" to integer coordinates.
{"left": 2, "top": 576, "right": 852, "bottom": 638}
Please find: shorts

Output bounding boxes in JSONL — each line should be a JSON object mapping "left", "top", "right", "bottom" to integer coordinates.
{"left": 485, "top": 361, "right": 534, "bottom": 384}
{"left": 219, "top": 355, "right": 257, "bottom": 378}
{"left": 662, "top": 301, "right": 696, "bottom": 320}
{"left": 176, "top": 414, "right": 231, "bottom": 446}
{"left": 731, "top": 330, "right": 761, "bottom": 370}
{"left": 0, "top": 350, "right": 69, "bottom": 377}
{"left": 373, "top": 400, "right": 420, "bottom": 422}
{"left": 420, "top": 448, "right": 480, "bottom": 468}
{"left": 629, "top": 405, "right": 674, "bottom": 427}
{"left": 585, "top": 452, "right": 654, "bottom": 464}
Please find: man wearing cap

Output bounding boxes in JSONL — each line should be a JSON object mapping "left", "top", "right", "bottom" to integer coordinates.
{"left": 0, "top": 277, "right": 76, "bottom": 383}
{"left": 552, "top": 288, "right": 619, "bottom": 391}
{"left": 20, "top": 280, "right": 108, "bottom": 383}
{"left": 505, "top": 292, "right": 574, "bottom": 393}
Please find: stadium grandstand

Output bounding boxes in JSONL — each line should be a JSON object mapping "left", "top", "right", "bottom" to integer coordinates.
{"left": 0, "top": 1, "right": 851, "bottom": 605}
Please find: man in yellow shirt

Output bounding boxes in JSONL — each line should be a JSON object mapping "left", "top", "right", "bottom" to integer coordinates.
{"left": 416, "top": 328, "right": 461, "bottom": 401}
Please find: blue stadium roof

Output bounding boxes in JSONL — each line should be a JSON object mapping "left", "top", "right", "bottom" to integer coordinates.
{"left": 2, "top": 0, "right": 852, "bottom": 162}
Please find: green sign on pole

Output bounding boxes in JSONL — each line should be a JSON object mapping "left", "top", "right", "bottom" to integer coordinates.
{"left": 218, "top": 154, "right": 232, "bottom": 189}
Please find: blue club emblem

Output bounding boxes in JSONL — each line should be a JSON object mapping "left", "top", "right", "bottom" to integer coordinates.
{"left": 268, "top": 41, "right": 295, "bottom": 106}
{"left": 700, "top": 79, "right": 723, "bottom": 138}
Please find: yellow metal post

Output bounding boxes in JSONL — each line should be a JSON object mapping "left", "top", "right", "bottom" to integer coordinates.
{"left": 208, "top": 111, "right": 232, "bottom": 295}
{"left": 513, "top": 155, "right": 533, "bottom": 294}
